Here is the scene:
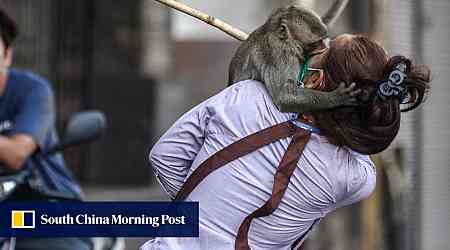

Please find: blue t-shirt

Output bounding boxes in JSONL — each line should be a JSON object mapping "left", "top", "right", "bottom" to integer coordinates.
{"left": 0, "top": 69, "right": 83, "bottom": 200}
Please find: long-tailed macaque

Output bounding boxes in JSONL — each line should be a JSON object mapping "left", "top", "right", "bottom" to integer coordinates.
{"left": 155, "top": 0, "right": 356, "bottom": 114}
{"left": 228, "top": 2, "right": 360, "bottom": 114}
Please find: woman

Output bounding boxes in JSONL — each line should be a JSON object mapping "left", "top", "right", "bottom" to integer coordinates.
{"left": 141, "top": 34, "right": 430, "bottom": 250}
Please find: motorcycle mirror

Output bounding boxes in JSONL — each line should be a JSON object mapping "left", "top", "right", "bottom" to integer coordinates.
{"left": 47, "top": 111, "right": 107, "bottom": 154}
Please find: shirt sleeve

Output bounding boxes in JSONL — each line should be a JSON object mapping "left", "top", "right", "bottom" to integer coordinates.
{"left": 149, "top": 100, "right": 211, "bottom": 199}
{"left": 335, "top": 151, "right": 377, "bottom": 208}
{"left": 10, "top": 81, "right": 54, "bottom": 148}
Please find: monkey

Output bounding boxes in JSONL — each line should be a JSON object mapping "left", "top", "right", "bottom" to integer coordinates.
{"left": 154, "top": 0, "right": 356, "bottom": 114}
{"left": 228, "top": 3, "right": 360, "bottom": 114}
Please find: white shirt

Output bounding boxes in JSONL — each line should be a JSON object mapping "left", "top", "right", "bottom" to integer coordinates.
{"left": 142, "top": 80, "right": 376, "bottom": 250}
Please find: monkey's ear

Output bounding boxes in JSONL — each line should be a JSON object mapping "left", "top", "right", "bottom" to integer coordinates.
{"left": 277, "top": 22, "right": 290, "bottom": 40}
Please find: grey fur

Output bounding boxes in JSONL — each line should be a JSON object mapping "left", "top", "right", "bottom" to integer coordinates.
{"left": 228, "top": 5, "right": 358, "bottom": 114}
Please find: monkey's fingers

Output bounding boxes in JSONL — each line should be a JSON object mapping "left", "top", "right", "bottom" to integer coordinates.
{"left": 337, "top": 82, "right": 346, "bottom": 90}
{"left": 344, "top": 97, "right": 360, "bottom": 106}
{"left": 342, "top": 82, "right": 357, "bottom": 92}
{"left": 340, "top": 82, "right": 362, "bottom": 97}
{"left": 336, "top": 82, "right": 352, "bottom": 94}
{"left": 349, "top": 88, "right": 362, "bottom": 97}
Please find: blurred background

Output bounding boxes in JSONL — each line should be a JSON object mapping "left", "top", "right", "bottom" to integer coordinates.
{"left": 2, "top": 0, "right": 449, "bottom": 249}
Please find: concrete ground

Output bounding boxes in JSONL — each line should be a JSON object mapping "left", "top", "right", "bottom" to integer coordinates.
{"left": 83, "top": 184, "right": 169, "bottom": 250}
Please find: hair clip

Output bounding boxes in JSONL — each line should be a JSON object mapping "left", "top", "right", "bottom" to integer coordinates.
{"left": 377, "top": 62, "right": 409, "bottom": 103}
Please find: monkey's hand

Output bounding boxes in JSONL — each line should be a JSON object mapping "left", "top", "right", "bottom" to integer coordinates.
{"left": 276, "top": 81, "right": 361, "bottom": 113}
{"left": 327, "top": 82, "right": 362, "bottom": 107}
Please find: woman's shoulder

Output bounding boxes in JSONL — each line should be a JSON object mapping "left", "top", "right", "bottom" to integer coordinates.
{"left": 224, "top": 80, "right": 284, "bottom": 114}
{"left": 202, "top": 80, "right": 291, "bottom": 136}
{"left": 304, "top": 138, "right": 376, "bottom": 209}
{"left": 220, "top": 80, "right": 271, "bottom": 101}
{"left": 333, "top": 149, "right": 377, "bottom": 208}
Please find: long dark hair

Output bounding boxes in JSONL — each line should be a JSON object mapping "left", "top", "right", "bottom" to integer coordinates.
{"left": 314, "top": 35, "right": 431, "bottom": 154}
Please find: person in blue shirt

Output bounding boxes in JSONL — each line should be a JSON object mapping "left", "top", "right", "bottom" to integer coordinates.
{"left": 0, "top": 7, "right": 91, "bottom": 250}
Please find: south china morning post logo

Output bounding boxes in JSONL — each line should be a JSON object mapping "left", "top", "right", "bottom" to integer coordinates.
{"left": 1, "top": 202, "right": 198, "bottom": 237}
{"left": 11, "top": 210, "right": 35, "bottom": 229}
{"left": 39, "top": 213, "right": 186, "bottom": 227}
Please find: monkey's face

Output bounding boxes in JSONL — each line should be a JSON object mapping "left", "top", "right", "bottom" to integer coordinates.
{"left": 228, "top": 6, "right": 330, "bottom": 85}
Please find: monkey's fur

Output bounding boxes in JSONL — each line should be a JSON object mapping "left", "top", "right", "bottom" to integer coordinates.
{"left": 228, "top": 5, "right": 359, "bottom": 114}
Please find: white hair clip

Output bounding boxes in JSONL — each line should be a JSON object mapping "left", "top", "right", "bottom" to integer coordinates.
{"left": 377, "top": 62, "right": 408, "bottom": 103}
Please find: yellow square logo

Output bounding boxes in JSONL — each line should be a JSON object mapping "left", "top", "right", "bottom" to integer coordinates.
{"left": 11, "top": 210, "right": 35, "bottom": 229}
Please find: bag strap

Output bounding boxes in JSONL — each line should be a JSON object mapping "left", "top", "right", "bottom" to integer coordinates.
{"left": 174, "top": 121, "right": 297, "bottom": 201}
{"left": 174, "top": 119, "right": 315, "bottom": 250}
{"left": 235, "top": 129, "right": 311, "bottom": 250}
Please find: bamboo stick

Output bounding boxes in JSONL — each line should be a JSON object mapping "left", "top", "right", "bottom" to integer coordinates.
{"left": 154, "top": 0, "right": 249, "bottom": 41}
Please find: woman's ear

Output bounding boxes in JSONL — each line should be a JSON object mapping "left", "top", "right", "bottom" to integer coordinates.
{"left": 304, "top": 69, "right": 324, "bottom": 89}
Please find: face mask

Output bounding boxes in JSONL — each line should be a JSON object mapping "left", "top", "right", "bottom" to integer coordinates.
{"left": 297, "top": 56, "right": 324, "bottom": 89}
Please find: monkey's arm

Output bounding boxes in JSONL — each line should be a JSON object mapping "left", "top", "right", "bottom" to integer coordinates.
{"left": 273, "top": 80, "right": 360, "bottom": 113}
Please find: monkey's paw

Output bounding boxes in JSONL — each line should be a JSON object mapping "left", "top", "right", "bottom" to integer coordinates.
{"left": 331, "top": 82, "right": 362, "bottom": 107}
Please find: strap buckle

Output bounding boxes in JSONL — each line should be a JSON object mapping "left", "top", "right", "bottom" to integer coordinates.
{"left": 290, "top": 115, "right": 320, "bottom": 134}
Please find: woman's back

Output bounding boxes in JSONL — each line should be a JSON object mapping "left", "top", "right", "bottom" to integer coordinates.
{"left": 147, "top": 80, "right": 376, "bottom": 250}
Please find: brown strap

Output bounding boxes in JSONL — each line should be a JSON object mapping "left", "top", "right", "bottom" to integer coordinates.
{"left": 174, "top": 121, "right": 297, "bottom": 201}
{"left": 235, "top": 129, "right": 311, "bottom": 250}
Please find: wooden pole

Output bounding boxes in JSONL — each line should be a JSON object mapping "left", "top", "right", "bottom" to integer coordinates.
{"left": 154, "top": 0, "right": 249, "bottom": 41}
